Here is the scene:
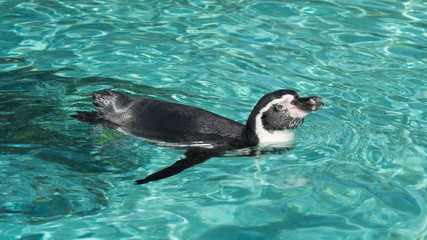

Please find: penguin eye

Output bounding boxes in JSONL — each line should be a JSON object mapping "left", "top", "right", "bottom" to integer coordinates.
{"left": 276, "top": 103, "right": 285, "bottom": 111}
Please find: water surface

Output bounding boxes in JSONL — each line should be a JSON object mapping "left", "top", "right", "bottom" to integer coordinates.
{"left": 0, "top": 0, "right": 426, "bottom": 239}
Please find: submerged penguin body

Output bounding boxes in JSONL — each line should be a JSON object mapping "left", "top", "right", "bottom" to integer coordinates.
{"left": 97, "top": 90, "right": 245, "bottom": 147}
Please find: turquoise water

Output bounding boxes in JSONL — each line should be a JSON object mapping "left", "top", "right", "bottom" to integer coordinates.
{"left": 1, "top": 0, "right": 426, "bottom": 239}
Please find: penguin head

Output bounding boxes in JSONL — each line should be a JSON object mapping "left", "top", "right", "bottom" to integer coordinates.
{"left": 245, "top": 90, "right": 324, "bottom": 146}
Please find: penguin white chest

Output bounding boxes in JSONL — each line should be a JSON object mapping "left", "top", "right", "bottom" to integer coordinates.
{"left": 256, "top": 128, "right": 295, "bottom": 144}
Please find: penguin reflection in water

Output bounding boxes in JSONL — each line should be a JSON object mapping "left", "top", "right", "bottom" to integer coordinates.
{"left": 71, "top": 89, "right": 324, "bottom": 184}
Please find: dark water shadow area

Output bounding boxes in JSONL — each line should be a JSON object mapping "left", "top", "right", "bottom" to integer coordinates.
{"left": 0, "top": 67, "right": 153, "bottom": 222}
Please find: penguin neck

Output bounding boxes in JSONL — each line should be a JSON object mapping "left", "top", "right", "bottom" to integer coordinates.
{"left": 244, "top": 104, "right": 297, "bottom": 147}
{"left": 244, "top": 112, "right": 259, "bottom": 146}
{"left": 244, "top": 114, "right": 296, "bottom": 146}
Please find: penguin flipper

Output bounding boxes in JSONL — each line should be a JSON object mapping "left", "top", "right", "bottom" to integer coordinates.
{"left": 135, "top": 150, "right": 217, "bottom": 185}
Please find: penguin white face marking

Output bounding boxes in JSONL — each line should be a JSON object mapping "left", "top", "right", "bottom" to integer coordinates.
{"left": 254, "top": 94, "right": 305, "bottom": 144}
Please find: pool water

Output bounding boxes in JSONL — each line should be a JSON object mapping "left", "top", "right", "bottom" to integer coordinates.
{"left": 1, "top": 0, "right": 426, "bottom": 239}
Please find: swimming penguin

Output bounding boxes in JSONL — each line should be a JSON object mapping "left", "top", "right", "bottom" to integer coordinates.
{"left": 71, "top": 89, "right": 323, "bottom": 184}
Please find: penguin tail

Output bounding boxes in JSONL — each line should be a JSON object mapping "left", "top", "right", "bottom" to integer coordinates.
{"left": 71, "top": 110, "right": 101, "bottom": 124}
{"left": 70, "top": 111, "right": 120, "bottom": 129}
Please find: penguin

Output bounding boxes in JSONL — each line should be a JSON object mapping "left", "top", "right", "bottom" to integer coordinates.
{"left": 71, "top": 89, "right": 323, "bottom": 184}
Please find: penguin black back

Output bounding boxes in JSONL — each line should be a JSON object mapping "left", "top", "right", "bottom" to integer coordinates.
{"left": 73, "top": 89, "right": 245, "bottom": 148}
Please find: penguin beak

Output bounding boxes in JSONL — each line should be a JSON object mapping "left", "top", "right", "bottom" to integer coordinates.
{"left": 293, "top": 96, "right": 324, "bottom": 112}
